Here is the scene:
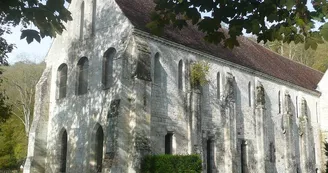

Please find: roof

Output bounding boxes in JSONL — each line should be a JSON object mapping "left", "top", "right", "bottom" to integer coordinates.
{"left": 116, "top": 0, "right": 324, "bottom": 92}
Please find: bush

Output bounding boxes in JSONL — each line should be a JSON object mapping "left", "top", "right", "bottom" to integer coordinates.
{"left": 325, "top": 142, "right": 328, "bottom": 173}
{"left": 140, "top": 154, "right": 202, "bottom": 173}
{"left": 190, "top": 61, "right": 210, "bottom": 88}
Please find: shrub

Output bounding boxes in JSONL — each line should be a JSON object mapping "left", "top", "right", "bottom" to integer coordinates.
{"left": 140, "top": 154, "right": 202, "bottom": 173}
{"left": 325, "top": 142, "right": 328, "bottom": 173}
{"left": 190, "top": 61, "right": 210, "bottom": 88}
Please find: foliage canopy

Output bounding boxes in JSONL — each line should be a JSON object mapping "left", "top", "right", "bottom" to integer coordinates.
{"left": 0, "top": 117, "right": 26, "bottom": 170}
{"left": 0, "top": 79, "right": 11, "bottom": 123}
{"left": 0, "top": 0, "right": 72, "bottom": 64}
{"left": 150, "top": 0, "right": 328, "bottom": 49}
{"left": 265, "top": 39, "right": 328, "bottom": 72}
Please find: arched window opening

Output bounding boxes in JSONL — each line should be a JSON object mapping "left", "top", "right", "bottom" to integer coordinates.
{"left": 296, "top": 96, "right": 299, "bottom": 117}
{"left": 102, "top": 48, "right": 116, "bottom": 89}
{"left": 240, "top": 140, "right": 247, "bottom": 173}
{"left": 59, "top": 130, "right": 68, "bottom": 173}
{"left": 91, "top": 0, "right": 97, "bottom": 35}
{"left": 301, "top": 98, "right": 308, "bottom": 117}
{"left": 207, "top": 138, "right": 214, "bottom": 173}
{"left": 165, "top": 132, "right": 173, "bottom": 154}
{"left": 57, "top": 64, "right": 68, "bottom": 99}
{"left": 95, "top": 125, "right": 104, "bottom": 172}
{"left": 154, "top": 53, "right": 161, "bottom": 84}
{"left": 278, "top": 91, "right": 281, "bottom": 113}
{"left": 217, "top": 72, "right": 220, "bottom": 99}
{"left": 80, "top": 2, "right": 85, "bottom": 39}
{"left": 77, "top": 57, "right": 88, "bottom": 95}
{"left": 178, "top": 60, "right": 183, "bottom": 90}
{"left": 248, "top": 82, "right": 251, "bottom": 107}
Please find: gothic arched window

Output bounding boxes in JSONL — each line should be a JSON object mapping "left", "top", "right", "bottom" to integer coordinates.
{"left": 77, "top": 57, "right": 88, "bottom": 95}
{"left": 80, "top": 1, "right": 85, "bottom": 39}
{"left": 278, "top": 91, "right": 281, "bottom": 113}
{"left": 248, "top": 82, "right": 252, "bottom": 107}
{"left": 95, "top": 125, "right": 104, "bottom": 172}
{"left": 296, "top": 96, "right": 299, "bottom": 117}
{"left": 91, "top": 0, "right": 97, "bottom": 35}
{"left": 59, "top": 130, "right": 68, "bottom": 173}
{"left": 178, "top": 60, "right": 183, "bottom": 90}
{"left": 165, "top": 132, "right": 173, "bottom": 154}
{"left": 102, "top": 48, "right": 116, "bottom": 89}
{"left": 57, "top": 63, "right": 68, "bottom": 99}
{"left": 217, "top": 72, "right": 220, "bottom": 99}
{"left": 154, "top": 53, "right": 161, "bottom": 84}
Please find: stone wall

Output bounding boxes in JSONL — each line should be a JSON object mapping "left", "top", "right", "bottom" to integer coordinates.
{"left": 137, "top": 31, "right": 322, "bottom": 173}
{"left": 25, "top": 0, "right": 323, "bottom": 172}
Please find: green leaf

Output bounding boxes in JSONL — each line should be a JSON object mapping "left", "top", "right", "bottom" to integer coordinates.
{"left": 224, "top": 37, "right": 240, "bottom": 49}
{"left": 320, "top": 23, "right": 328, "bottom": 42}
{"left": 286, "top": 0, "right": 295, "bottom": 10}
{"left": 293, "top": 34, "right": 304, "bottom": 44}
{"left": 251, "top": 20, "right": 260, "bottom": 34}
{"left": 146, "top": 21, "right": 164, "bottom": 36}
{"left": 305, "top": 37, "right": 318, "bottom": 50}
{"left": 21, "top": 29, "right": 41, "bottom": 44}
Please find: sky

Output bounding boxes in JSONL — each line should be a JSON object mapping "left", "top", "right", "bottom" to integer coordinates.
{"left": 4, "top": 26, "right": 52, "bottom": 65}
{"left": 3, "top": 1, "right": 317, "bottom": 65}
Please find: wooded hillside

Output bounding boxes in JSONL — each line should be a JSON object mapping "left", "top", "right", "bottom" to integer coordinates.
{"left": 0, "top": 61, "right": 44, "bottom": 170}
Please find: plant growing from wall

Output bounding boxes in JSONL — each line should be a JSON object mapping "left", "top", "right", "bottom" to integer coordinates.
{"left": 190, "top": 61, "right": 210, "bottom": 88}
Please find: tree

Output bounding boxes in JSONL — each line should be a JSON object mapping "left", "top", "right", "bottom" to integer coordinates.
{"left": 0, "top": 117, "right": 26, "bottom": 170}
{"left": 265, "top": 40, "right": 316, "bottom": 66}
{"left": 0, "top": 79, "right": 11, "bottom": 123}
{"left": 0, "top": 0, "right": 72, "bottom": 64}
{"left": 0, "top": 61, "right": 43, "bottom": 170}
{"left": 1, "top": 61, "right": 45, "bottom": 137}
{"left": 150, "top": 0, "right": 328, "bottom": 49}
{"left": 265, "top": 39, "right": 328, "bottom": 72}
{"left": 311, "top": 42, "right": 328, "bottom": 72}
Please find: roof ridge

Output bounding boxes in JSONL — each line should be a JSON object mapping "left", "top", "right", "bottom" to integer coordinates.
{"left": 115, "top": 0, "right": 324, "bottom": 91}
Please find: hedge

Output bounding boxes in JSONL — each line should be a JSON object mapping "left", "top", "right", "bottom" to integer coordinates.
{"left": 140, "top": 154, "right": 202, "bottom": 173}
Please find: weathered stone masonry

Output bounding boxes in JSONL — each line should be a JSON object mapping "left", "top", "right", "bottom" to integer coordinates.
{"left": 24, "top": 0, "right": 328, "bottom": 173}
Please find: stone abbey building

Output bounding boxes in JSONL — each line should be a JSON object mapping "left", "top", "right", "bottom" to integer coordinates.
{"left": 24, "top": 0, "right": 328, "bottom": 172}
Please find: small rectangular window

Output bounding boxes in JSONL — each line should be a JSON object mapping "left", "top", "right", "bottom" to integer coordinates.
{"left": 165, "top": 132, "right": 173, "bottom": 154}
